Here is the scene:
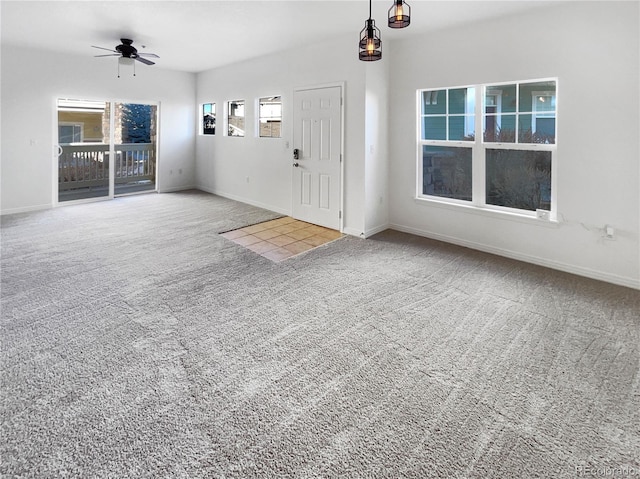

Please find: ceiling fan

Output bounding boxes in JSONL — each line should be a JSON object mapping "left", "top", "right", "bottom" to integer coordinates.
{"left": 92, "top": 38, "right": 159, "bottom": 66}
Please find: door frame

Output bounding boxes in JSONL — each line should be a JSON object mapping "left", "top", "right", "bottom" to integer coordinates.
{"left": 292, "top": 82, "right": 345, "bottom": 232}
{"left": 52, "top": 96, "right": 160, "bottom": 207}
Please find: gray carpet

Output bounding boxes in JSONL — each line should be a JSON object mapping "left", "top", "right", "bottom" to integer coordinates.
{"left": 1, "top": 190, "right": 639, "bottom": 478}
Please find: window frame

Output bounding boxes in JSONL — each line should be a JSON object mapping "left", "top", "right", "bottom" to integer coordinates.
{"left": 58, "top": 122, "right": 84, "bottom": 144}
{"left": 419, "top": 85, "right": 476, "bottom": 142}
{"left": 258, "top": 96, "right": 282, "bottom": 138}
{"left": 226, "top": 100, "right": 245, "bottom": 137}
{"left": 417, "top": 78, "right": 558, "bottom": 221}
{"left": 202, "top": 103, "right": 216, "bottom": 136}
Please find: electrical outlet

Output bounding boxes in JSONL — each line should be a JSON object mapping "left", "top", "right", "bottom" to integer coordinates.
{"left": 536, "top": 209, "right": 550, "bottom": 220}
{"left": 604, "top": 224, "right": 615, "bottom": 240}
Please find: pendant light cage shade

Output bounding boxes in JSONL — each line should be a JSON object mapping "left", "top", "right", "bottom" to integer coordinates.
{"left": 359, "top": 19, "right": 382, "bottom": 61}
{"left": 388, "top": 0, "right": 410, "bottom": 28}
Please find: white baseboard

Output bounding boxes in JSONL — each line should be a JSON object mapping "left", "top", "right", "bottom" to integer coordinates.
{"left": 158, "top": 185, "right": 197, "bottom": 194}
{"left": 342, "top": 227, "right": 365, "bottom": 238}
{"left": 389, "top": 223, "right": 640, "bottom": 290}
{"left": 1, "top": 203, "right": 52, "bottom": 216}
{"left": 364, "top": 223, "right": 390, "bottom": 238}
{"left": 1, "top": 188, "right": 188, "bottom": 215}
{"left": 197, "top": 186, "right": 290, "bottom": 217}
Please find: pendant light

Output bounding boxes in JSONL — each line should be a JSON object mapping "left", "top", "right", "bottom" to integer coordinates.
{"left": 359, "top": 0, "right": 382, "bottom": 61}
{"left": 388, "top": 0, "right": 410, "bottom": 29}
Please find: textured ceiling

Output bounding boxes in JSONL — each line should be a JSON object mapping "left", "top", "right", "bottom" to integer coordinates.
{"left": 1, "top": 0, "right": 553, "bottom": 73}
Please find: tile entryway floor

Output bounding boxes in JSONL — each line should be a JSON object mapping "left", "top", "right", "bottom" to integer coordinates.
{"left": 220, "top": 217, "right": 343, "bottom": 262}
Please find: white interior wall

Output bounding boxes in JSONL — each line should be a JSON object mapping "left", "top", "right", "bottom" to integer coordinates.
{"left": 388, "top": 1, "right": 640, "bottom": 288}
{"left": 0, "top": 45, "right": 196, "bottom": 214}
{"left": 195, "top": 34, "right": 370, "bottom": 237}
{"left": 1, "top": 2, "right": 638, "bottom": 289}
{"left": 364, "top": 59, "right": 390, "bottom": 237}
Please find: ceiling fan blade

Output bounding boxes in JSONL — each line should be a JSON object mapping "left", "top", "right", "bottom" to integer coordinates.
{"left": 94, "top": 54, "right": 120, "bottom": 57}
{"left": 134, "top": 56, "right": 155, "bottom": 66}
{"left": 137, "top": 53, "right": 159, "bottom": 58}
{"left": 91, "top": 45, "right": 117, "bottom": 52}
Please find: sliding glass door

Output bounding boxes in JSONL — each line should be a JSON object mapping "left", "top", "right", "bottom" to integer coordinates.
{"left": 114, "top": 103, "right": 157, "bottom": 196}
{"left": 57, "top": 99, "right": 157, "bottom": 202}
{"left": 57, "top": 99, "right": 111, "bottom": 201}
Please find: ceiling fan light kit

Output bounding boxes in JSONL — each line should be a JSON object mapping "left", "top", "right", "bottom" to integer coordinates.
{"left": 118, "top": 56, "right": 136, "bottom": 77}
{"left": 359, "top": 0, "right": 411, "bottom": 62}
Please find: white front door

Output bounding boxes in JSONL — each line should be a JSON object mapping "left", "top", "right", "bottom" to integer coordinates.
{"left": 292, "top": 86, "right": 342, "bottom": 230}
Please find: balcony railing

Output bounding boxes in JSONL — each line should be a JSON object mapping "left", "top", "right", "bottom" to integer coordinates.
{"left": 58, "top": 143, "right": 156, "bottom": 191}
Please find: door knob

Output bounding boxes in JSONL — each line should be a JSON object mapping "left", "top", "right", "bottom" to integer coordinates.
{"left": 293, "top": 162, "right": 300, "bottom": 167}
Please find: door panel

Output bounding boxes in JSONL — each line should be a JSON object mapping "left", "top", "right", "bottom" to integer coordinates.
{"left": 320, "top": 118, "right": 331, "bottom": 162}
{"left": 319, "top": 174, "right": 330, "bottom": 210}
{"left": 114, "top": 103, "right": 157, "bottom": 196}
{"left": 292, "top": 86, "right": 342, "bottom": 230}
{"left": 57, "top": 99, "right": 111, "bottom": 202}
{"left": 301, "top": 118, "right": 312, "bottom": 161}
{"left": 302, "top": 171, "right": 312, "bottom": 206}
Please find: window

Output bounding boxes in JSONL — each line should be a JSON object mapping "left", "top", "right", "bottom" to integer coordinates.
{"left": 227, "top": 100, "right": 245, "bottom": 137}
{"left": 202, "top": 103, "right": 215, "bottom": 135}
{"left": 420, "top": 87, "right": 475, "bottom": 141}
{"left": 424, "top": 90, "right": 438, "bottom": 105}
{"left": 531, "top": 91, "right": 556, "bottom": 141}
{"left": 418, "top": 79, "right": 557, "bottom": 216}
{"left": 58, "top": 123, "right": 83, "bottom": 143}
{"left": 419, "top": 86, "right": 475, "bottom": 203}
{"left": 57, "top": 99, "right": 106, "bottom": 143}
{"left": 259, "top": 96, "right": 282, "bottom": 138}
{"left": 483, "top": 80, "right": 556, "bottom": 144}
{"left": 485, "top": 149, "right": 551, "bottom": 211}
{"left": 422, "top": 145, "right": 472, "bottom": 201}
